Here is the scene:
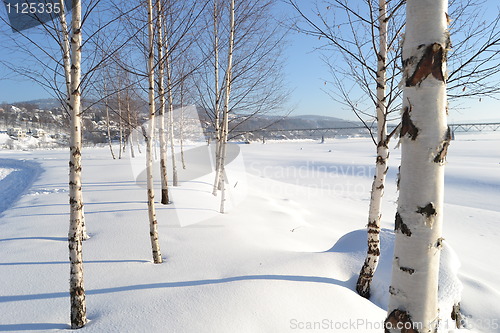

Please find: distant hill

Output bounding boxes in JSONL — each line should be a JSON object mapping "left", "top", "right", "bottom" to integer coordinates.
{"left": 21, "top": 98, "right": 65, "bottom": 110}
{"left": 6, "top": 98, "right": 369, "bottom": 141}
{"left": 222, "top": 114, "right": 368, "bottom": 141}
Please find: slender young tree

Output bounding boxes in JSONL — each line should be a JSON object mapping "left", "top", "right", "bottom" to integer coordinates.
{"left": 117, "top": 89, "right": 124, "bottom": 159}
{"left": 356, "top": 0, "right": 390, "bottom": 299}
{"left": 165, "top": 35, "right": 179, "bottom": 187}
{"left": 157, "top": 0, "right": 170, "bottom": 204}
{"left": 211, "top": 0, "right": 222, "bottom": 195}
{"left": 289, "top": 1, "right": 404, "bottom": 298}
{"left": 126, "top": 90, "right": 136, "bottom": 158}
{"left": 219, "top": 0, "right": 235, "bottom": 214}
{"left": 58, "top": 0, "right": 71, "bottom": 99}
{"left": 178, "top": 70, "right": 188, "bottom": 169}
{"left": 385, "top": 0, "right": 450, "bottom": 331}
{"left": 68, "top": 0, "right": 87, "bottom": 328}
{"left": 58, "top": 0, "right": 89, "bottom": 241}
{"left": 145, "top": 0, "right": 163, "bottom": 264}
{"left": 104, "top": 86, "right": 116, "bottom": 159}
{"left": 191, "top": 0, "right": 288, "bottom": 198}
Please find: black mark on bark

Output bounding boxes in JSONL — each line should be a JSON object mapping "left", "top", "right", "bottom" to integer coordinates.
{"left": 417, "top": 203, "right": 437, "bottom": 217}
{"left": 434, "top": 127, "right": 452, "bottom": 163}
{"left": 406, "top": 43, "right": 445, "bottom": 87}
{"left": 395, "top": 212, "right": 412, "bottom": 237}
{"left": 400, "top": 107, "right": 419, "bottom": 140}
{"left": 400, "top": 266, "right": 415, "bottom": 275}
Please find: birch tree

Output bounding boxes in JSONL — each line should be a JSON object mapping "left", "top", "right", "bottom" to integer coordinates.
{"left": 197, "top": 0, "right": 288, "bottom": 201}
{"left": 104, "top": 85, "right": 116, "bottom": 159}
{"left": 211, "top": 0, "right": 222, "bottom": 195}
{"left": 290, "top": 0, "right": 500, "bottom": 300}
{"left": 289, "top": 0, "right": 405, "bottom": 298}
{"left": 125, "top": 89, "right": 136, "bottom": 158}
{"left": 218, "top": 0, "right": 235, "bottom": 214}
{"left": 385, "top": 0, "right": 450, "bottom": 331}
{"left": 356, "top": 0, "right": 392, "bottom": 299}
{"left": 117, "top": 89, "right": 124, "bottom": 159}
{"left": 67, "top": 0, "right": 87, "bottom": 327}
{"left": 57, "top": 0, "right": 88, "bottom": 241}
{"left": 157, "top": 0, "right": 207, "bottom": 188}
{"left": 165, "top": 33, "right": 179, "bottom": 187}
{"left": 0, "top": 1, "right": 125, "bottom": 327}
{"left": 157, "top": 0, "right": 170, "bottom": 204}
{"left": 145, "top": 0, "right": 162, "bottom": 264}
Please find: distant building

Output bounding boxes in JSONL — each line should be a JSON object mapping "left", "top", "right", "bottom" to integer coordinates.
{"left": 7, "top": 127, "right": 25, "bottom": 138}
{"left": 32, "top": 128, "right": 46, "bottom": 138}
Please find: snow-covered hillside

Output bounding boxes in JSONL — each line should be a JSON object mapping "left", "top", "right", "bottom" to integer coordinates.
{"left": 0, "top": 133, "right": 60, "bottom": 150}
{"left": 0, "top": 132, "right": 499, "bottom": 332}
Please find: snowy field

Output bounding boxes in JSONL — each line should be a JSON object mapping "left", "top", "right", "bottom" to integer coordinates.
{"left": 0, "top": 132, "right": 499, "bottom": 332}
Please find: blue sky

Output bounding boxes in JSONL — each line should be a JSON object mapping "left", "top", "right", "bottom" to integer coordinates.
{"left": 282, "top": 25, "right": 500, "bottom": 123}
{"left": 279, "top": 1, "right": 500, "bottom": 123}
{"left": 0, "top": 0, "right": 498, "bottom": 123}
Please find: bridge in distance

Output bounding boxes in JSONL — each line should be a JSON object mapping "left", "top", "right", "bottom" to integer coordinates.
{"left": 234, "top": 122, "right": 500, "bottom": 140}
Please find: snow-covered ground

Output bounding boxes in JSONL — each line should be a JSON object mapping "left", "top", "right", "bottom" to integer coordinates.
{"left": 0, "top": 132, "right": 499, "bottom": 332}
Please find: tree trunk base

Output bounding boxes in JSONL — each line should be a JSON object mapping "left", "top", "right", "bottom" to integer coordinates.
{"left": 384, "top": 309, "right": 418, "bottom": 333}
{"left": 451, "top": 302, "right": 462, "bottom": 328}
{"left": 356, "top": 274, "right": 371, "bottom": 299}
{"left": 161, "top": 189, "right": 169, "bottom": 205}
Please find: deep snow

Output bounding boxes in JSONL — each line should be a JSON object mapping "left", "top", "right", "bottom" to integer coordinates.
{"left": 0, "top": 132, "right": 499, "bottom": 332}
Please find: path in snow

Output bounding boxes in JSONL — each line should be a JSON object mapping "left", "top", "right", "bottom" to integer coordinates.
{"left": 0, "top": 159, "right": 42, "bottom": 215}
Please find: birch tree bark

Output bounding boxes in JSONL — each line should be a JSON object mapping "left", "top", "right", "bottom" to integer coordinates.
{"left": 59, "top": 0, "right": 89, "bottom": 241}
{"left": 165, "top": 38, "right": 179, "bottom": 187}
{"left": 104, "top": 86, "right": 116, "bottom": 159}
{"left": 212, "top": 0, "right": 222, "bottom": 196}
{"left": 145, "top": 0, "right": 163, "bottom": 264}
{"left": 219, "top": 0, "right": 235, "bottom": 214}
{"left": 157, "top": 0, "right": 170, "bottom": 204}
{"left": 385, "top": 0, "right": 451, "bottom": 331}
{"left": 117, "top": 89, "right": 123, "bottom": 159}
{"left": 58, "top": 0, "right": 71, "bottom": 100}
{"left": 68, "top": 0, "right": 87, "bottom": 328}
{"left": 126, "top": 91, "right": 135, "bottom": 158}
{"left": 356, "top": 0, "right": 390, "bottom": 299}
{"left": 179, "top": 80, "right": 187, "bottom": 170}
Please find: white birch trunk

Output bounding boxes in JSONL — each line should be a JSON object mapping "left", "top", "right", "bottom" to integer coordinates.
{"left": 117, "top": 90, "right": 123, "bottom": 159}
{"left": 136, "top": 111, "right": 142, "bottom": 154}
{"left": 105, "top": 95, "right": 115, "bottom": 160}
{"left": 219, "top": 0, "right": 235, "bottom": 214}
{"left": 60, "top": 0, "right": 88, "bottom": 241}
{"left": 179, "top": 83, "right": 186, "bottom": 170}
{"left": 146, "top": 0, "right": 162, "bottom": 264}
{"left": 356, "top": 0, "right": 389, "bottom": 299}
{"left": 157, "top": 0, "right": 170, "bottom": 204}
{"left": 385, "top": 0, "right": 451, "bottom": 331}
{"left": 68, "top": 0, "right": 86, "bottom": 328}
{"left": 165, "top": 40, "right": 178, "bottom": 187}
{"left": 212, "top": 0, "right": 222, "bottom": 196}
{"left": 126, "top": 92, "right": 135, "bottom": 158}
{"left": 58, "top": 0, "right": 71, "bottom": 99}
